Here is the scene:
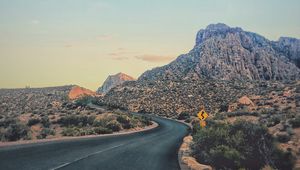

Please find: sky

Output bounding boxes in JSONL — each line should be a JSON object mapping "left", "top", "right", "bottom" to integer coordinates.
{"left": 0, "top": 0, "right": 300, "bottom": 90}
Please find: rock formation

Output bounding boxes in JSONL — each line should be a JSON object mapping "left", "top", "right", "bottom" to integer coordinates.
{"left": 97, "top": 72, "right": 135, "bottom": 94}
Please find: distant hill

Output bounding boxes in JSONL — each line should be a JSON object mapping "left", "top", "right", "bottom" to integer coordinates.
{"left": 68, "top": 86, "right": 96, "bottom": 100}
{"left": 97, "top": 72, "right": 135, "bottom": 94}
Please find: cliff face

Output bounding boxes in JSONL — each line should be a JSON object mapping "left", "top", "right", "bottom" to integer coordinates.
{"left": 139, "top": 23, "right": 300, "bottom": 82}
{"left": 272, "top": 37, "right": 300, "bottom": 68}
{"left": 97, "top": 73, "right": 135, "bottom": 94}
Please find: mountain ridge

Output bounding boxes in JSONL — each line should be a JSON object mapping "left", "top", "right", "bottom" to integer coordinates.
{"left": 138, "top": 23, "right": 300, "bottom": 82}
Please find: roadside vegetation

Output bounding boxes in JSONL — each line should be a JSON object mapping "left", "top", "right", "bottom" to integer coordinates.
{"left": 192, "top": 120, "right": 295, "bottom": 170}
{"left": 0, "top": 87, "right": 152, "bottom": 142}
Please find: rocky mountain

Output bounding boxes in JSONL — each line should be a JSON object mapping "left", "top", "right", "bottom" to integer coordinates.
{"left": 68, "top": 85, "right": 97, "bottom": 100}
{"left": 139, "top": 23, "right": 300, "bottom": 82}
{"left": 102, "top": 23, "right": 300, "bottom": 117}
{"left": 97, "top": 72, "right": 135, "bottom": 94}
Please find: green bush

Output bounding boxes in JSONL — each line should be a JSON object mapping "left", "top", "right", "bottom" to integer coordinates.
{"left": 94, "top": 127, "right": 112, "bottom": 134}
{"left": 267, "top": 115, "right": 281, "bottom": 127}
{"left": 37, "top": 128, "right": 55, "bottom": 139}
{"left": 41, "top": 116, "right": 50, "bottom": 128}
{"left": 192, "top": 120, "right": 294, "bottom": 170}
{"left": 276, "top": 133, "right": 291, "bottom": 143}
{"left": 0, "top": 118, "right": 17, "bottom": 128}
{"left": 4, "top": 123, "right": 29, "bottom": 141}
{"left": 208, "top": 145, "right": 242, "bottom": 169}
{"left": 177, "top": 112, "right": 190, "bottom": 120}
{"left": 117, "top": 115, "right": 132, "bottom": 129}
{"left": 75, "top": 96, "right": 98, "bottom": 107}
{"left": 140, "top": 116, "right": 152, "bottom": 126}
{"left": 226, "top": 111, "right": 259, "bottom": 117}
{"left": 61, "top": 127, "right": 78, "bottom": 136}
{"left": 272, "top": 149, "right": 295, "bottom": 170}
{"left": 58, "top": 115, "right": 95, "bottom": 127}
{"left": 106, "top": 120, "right": 121, "bottom": 132}
{"left": 289, "top": 116, "right": 300, "bottom": 128}
{"left": 27, "top": 118, "right": 40, "bottom": 126}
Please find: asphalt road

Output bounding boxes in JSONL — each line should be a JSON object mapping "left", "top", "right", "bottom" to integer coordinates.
{"left": 0, "top": 115, "right": 189, "bottom": 170}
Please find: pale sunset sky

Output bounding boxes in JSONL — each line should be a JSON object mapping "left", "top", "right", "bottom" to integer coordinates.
{"left": 0, "top": 0, "right": 300, "bottom": 90}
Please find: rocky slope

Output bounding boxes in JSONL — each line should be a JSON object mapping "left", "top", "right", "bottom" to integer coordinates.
{"left": 139, "top": 23, "right": 300, "bottom": 82}
{"left": 97, "top": 73, "right": 135, "bottom": 94}
{"left": 68, "top": 86, "right": 97, "bottom": 100}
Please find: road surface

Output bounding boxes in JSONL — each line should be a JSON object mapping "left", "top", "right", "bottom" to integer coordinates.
{"left": 0, "top": 115, "right": 189, "bottom": 170}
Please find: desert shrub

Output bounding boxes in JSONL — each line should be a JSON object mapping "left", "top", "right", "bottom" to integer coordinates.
{"left": 213, "top": 113, "right": 226, "bottom": 120}
{"left": 41, "top": 116, "right": 50, "bottom": 128}
{"left": 75, "top": 96, "right": 97, "bottom": 107}
{"left": 219, "top": 103, "right": 228, "bottom": 112}
{"left": 117, "top": 115, "right": 132, "bottom": 129}
{"left": 58, "top": 115, "right": 95, "bottom": 127}
{"left": 140, "top": 116, "right": 152, "bottom": 126}
{"left": 105, "top": 120, "right": 121, "bottom": 132}
{"left": 276, "top": 133, "right": 291, "bottom": 143}
{"left": 184, "top": 118, "right": 192, "bottom": 123}
{"left": 192, "top": 120, "right": 294, "bottom": 170}
{"left": 267, "top": 115, "right": 281, "bottom": 127}
{"left": 27, "top": 118, "right": 40, "bottom": 126}
{"left": 289, "top": 116, "right": 300, "bottom": 128}
{"left": 272, "top": 149, "right": 295, "bottom": 170}
{"left": 92, "top": 119, "right": 106, "bottom": 127}
{"left": 93, "top": 127, "right": 112, "bottom": 134}
{"left": 3, "top": 123, "right": 29, "bottom": 141}
{"left": 286, "top": 127, "right": 295, "bottom": 135}
{"left": 208, "top": 145, "right": 242, "bottom": 169}
{"left": 295, "top": 86, "right": 300, "bottom": 93}
{"left": 177, "top": 112, "right": 190, "bottom": 120}
{"left": 37, "top": 128, "right": 55, "bottom": 139}
{"left": 61, "top": 127, "right": 78, "bottom": 136}
{"left": 226, "top": 111, "right": 259, "bottom": 117}
{"left": 0, "top": 118, "right": 17, "bottom": 128}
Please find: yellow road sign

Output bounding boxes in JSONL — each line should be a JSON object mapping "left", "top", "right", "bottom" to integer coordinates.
{"left": 197, "top": 109, "right": 208, "bottom": 120}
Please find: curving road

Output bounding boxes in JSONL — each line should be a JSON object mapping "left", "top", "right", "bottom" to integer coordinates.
{"left": 0, "top": 115, "right": 189, "bottom": 170}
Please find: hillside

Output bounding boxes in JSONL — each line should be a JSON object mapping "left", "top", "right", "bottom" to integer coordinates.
{"left": 0, "top": 85, "right": 151, "bottom": 142}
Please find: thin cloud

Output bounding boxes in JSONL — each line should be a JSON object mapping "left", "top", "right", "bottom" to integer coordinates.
{"left": 96, "top": 34, "right": 113, "bottom": 41}
{"left": 111, "top": 56, "right": 129, "bottom": 60}
{"left": 135, "top": 54, "right": 174, "bottom": 63}
{"left": 108, "top": 48, "right": 133, "bottom": 60}
{"left": 64, "top": 44, "right": 73, "bottom": 48}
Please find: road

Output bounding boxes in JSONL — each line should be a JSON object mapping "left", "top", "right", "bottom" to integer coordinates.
{"left": 0, "top": 115, "right": 189, "bottom": 170}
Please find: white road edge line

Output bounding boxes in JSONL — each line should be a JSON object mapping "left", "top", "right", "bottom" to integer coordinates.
{"left": 50, "top": 143, "right": 125, "bottom": 170}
